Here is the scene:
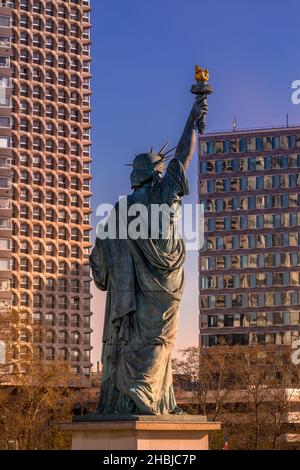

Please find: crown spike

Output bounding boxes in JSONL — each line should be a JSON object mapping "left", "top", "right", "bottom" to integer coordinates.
{"left": 163, "top": 145, "right": 177, "bottom": 156}
{"left": 158, "top": 140, "right": 170, "bottom": 156}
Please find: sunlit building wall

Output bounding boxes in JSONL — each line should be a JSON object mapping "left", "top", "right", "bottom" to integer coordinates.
{"left": 0, "top": 0, "right": 93, "bottom": 376}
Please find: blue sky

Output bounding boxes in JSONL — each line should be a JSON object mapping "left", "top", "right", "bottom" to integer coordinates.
{"left": 90, "top": 0, "right": 300, "bottom": 366}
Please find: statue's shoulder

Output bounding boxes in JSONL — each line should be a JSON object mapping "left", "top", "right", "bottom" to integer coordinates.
{"left": 114, "top": 196, "right": 130, "bottom": 211}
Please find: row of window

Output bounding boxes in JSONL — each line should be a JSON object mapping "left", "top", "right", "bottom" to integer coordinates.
{"left": 200, "top": 291, "right": 300, "bottom": 309}
{"left": 200, "top": 154, "right": 300, "bottom": 174}
{"left": 15, "top": 31, "right": 90, "bottom": 55}
{"left": 26, "top": 344, "right": 91, "bottom": 364}
{"left": 204, "top": 233, "right": 300, "bottom": 251}
{"left": 33, "top": 340, "right": 90, "bottom": 357}
{"left": 199, "top": 173, "right": 300, "bottom": 193}
{"left": 14, "top": 225, "right": 88, "bottom": 243}
{"left": 0, "top": 136, "right": 90, "bottom": 155}
{"left": 13, "top": 85, "right": 90, "bottom": 107}
{"left": 14, "top": 171, "right": 91, "bottom": 189}
{"left": 15, "top": 48, "right": 89, "bottom": 73}
{"left": 20, "top": 323, "right": 90, "bottom": 343}
{"left": 11, "top": 92, "right": 90, "bottom": 124}
{"left": 13, "top": 126, "right": 90, "bottom": 148}
{"left": 200, "top": 194, "right": 300, "bottom": 212}
{"left": 201, "top": 311, "right": 300, "bottom": 328}
{"left": 200, "top": 135, "right": 300, "bottom": 155}
{"left": 14, "top": 188, "right": 90, "bottom": 208}
{"left": 202, "top": 194, "right": 300, "bottom": 212}
{"left": 16, "top": 1, "right": 90, "bottom": 21}
{"left": 20, "top": 330, "right": 90, "bottom": 348}
{"left": 14, "top": 224, "right": 89, "bottom": 241}
{"left": 200, "top": 272, "right": 300, "bottom": 289}
{"left": 14, "top": 258, "right": 90, "bottom": 275}
{"left": 200, "top": 174, "right": 300, "bottom": 193}
{"left": 206, "top": 212, "right": 300, "bottom": 232}
{"left": 14, "top": 87, "right": 91, "bottom": 109}
{"left": 14, "top": 241, "right": 90, "bottom": 258}
{"left": 30, "top": 310, "right": 91, "bottom": 326}
{"left": 13, "top": 275, "right": 90, "bottom": 291}
{"left": 14, "top": 14, "right": 90, "bottom": 39}
{"left": 14, "top": 133, "right": 90, "bottom": 155}
{"left": 202, "top": 331, "right": 300, "bottom": 347}
{"left": 15, "top": 153, "right": 91, "bottom": 171}
{"left": 13, "top": 69, "right": 89, "bottom": 89}
{"left": 16, "top": 205, "right": 90, "bottom": 224}
{"left": 14, "top": 293, "right": 90, "bottom": 309}
{"left": 200, "top": 252, "right": 300, "bottom": 270}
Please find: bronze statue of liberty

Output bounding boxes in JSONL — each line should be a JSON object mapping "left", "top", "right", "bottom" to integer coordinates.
{"left": 90, "top": 69, "right": 211, "bottom": 415}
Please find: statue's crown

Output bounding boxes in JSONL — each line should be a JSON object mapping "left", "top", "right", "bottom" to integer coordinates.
{"left": 125, "top": 142, "right": 177, "bottom": 168}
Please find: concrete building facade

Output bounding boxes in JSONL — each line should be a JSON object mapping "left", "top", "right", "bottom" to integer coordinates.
{"left": 0, "top": 0, "right": 93, "bottom": 376}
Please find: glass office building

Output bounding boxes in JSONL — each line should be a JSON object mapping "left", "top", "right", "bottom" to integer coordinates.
{"left": 199, "top": 126, "right": 300, "bottom": 347}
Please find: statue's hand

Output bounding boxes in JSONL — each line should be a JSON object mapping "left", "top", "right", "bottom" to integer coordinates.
{"left": 191, "top": 96, "right": 208, "bottom": 123}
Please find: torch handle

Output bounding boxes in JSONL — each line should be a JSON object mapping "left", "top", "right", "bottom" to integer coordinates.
{"left": 191, "top": 82, "right": 213, "bottom": 135}
{"left": 196, "top": 109, "right": 207, "bottom": 135}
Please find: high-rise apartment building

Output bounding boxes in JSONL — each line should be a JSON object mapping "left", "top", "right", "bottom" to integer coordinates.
{"left": 0, "top": 0, "right": 93, "bottom": 376}
{"left": 199, "top": 126, "right": 300, "bottom": 348}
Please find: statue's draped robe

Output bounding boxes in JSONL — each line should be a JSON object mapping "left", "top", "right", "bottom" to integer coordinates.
{"left": 90, "top": 159, "right": 188, "bottom": 415}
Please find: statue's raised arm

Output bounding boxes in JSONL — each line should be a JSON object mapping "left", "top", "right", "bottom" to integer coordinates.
{"left": 175, "top": 95, "right": 208, "bottom": 171}
{"left": 175, "top": 65, "right": 212, "bottom": 171}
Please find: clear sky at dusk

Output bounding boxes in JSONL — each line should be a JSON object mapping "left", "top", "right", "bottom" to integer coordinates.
{"left": 90, "top": 0, "right": 300, "bottom": 367}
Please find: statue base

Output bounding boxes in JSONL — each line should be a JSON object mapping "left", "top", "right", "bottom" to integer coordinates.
{"left": 62, "top": 415, "right": 221, "bottom": 450}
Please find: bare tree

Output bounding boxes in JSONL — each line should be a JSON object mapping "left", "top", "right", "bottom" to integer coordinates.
{"left": 174, "top": 345, "right": 300, "bottom": 450}
{"left": 0, "top": 359, "right": 81, "bottom": 450}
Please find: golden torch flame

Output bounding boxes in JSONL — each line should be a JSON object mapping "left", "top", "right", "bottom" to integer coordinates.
{"left": 195, "top": 65, "right": 209, "bottom": 82}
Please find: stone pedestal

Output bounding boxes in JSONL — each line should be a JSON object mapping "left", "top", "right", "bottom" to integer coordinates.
{"left": 62, "top": 415, "right": 221, "bottom": 450}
